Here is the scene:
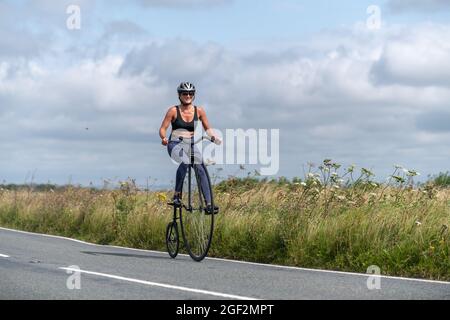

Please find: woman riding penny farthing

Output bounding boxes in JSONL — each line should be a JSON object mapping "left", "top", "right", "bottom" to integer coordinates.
{"left": 159, "top": 82, "right": 221, "bottom": 262}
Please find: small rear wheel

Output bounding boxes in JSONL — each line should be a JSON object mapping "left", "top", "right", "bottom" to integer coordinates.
{"left": 166, "top": 221, "right": 179, "bottom": 258}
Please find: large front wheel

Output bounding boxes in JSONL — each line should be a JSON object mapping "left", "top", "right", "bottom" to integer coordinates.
{"left": 180, "top": 164, "right": 214, "bottom": 262}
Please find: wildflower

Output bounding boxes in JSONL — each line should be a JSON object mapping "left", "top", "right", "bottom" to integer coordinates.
{"left": 406, "top": 170, "right": 420, "bottom": 177}
{"left": 361, "top": 168, "right": 374, "bottom": 177}
{"left": 415, "top": 221, "right": 422, "bottom": 226}
{"left": 332, "top": 163, "right": 341, "bottom": 170}
{"left": 157, "top": 193, "right": 167, "bottom": 202}
{"left": 392, "top": 175, "right": 405, "bottom": 183}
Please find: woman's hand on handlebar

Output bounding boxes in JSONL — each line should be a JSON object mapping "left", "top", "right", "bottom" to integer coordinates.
{"left": 161, "top": 137, "right": 168, "bottom": 146}
{"left": 211, "top": 136, "right": 222, "bottom": 145}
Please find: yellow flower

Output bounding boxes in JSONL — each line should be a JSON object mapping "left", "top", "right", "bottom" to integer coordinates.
{"left": 157, "top": 193, "right": 167, "bottom": 202}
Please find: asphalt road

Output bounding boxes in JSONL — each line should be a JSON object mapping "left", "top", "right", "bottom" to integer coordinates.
{"left": 1, "top": 227, "right": 449, "bottom": 300}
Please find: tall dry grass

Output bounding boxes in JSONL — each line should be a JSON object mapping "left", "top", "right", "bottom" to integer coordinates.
{"left": 0, "top": 161, "right": 449, "bottom": 280}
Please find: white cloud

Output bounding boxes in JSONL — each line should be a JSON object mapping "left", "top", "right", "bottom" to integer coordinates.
{"left": 2, "top": 18, "right": 450, "bottom": 185}
{"left": 387, "top": 0, "right": 450, "bottom": 13}
{"left": 370, "top": 24, "right": 450, "bottom": 87}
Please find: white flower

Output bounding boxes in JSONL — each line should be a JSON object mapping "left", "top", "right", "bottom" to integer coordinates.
{"left": 407, "top": 170, "right": 420, "bottom": 177}
{"left": 415, "top": 221, "right": 422, "bottom": 226}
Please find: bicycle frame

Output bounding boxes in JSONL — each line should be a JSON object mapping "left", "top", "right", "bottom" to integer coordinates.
{"left": 166, "top": 135, "right": 216, "bottom": 261}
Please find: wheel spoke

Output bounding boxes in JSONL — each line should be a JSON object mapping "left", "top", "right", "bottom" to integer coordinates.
{"left": 180, "top": 164, "right": 214, "bottom": 261}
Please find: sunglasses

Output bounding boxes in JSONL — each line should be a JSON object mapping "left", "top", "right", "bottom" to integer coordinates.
{"left": 181, "top": 92, "right": 195, "bottom": 96}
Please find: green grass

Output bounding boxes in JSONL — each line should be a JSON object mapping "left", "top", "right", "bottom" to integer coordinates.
{"left": 431, "top": 172, "right": 450, "bottom": 187}
{"left": 1, "top": 164, "right": 449, "bottom": 281}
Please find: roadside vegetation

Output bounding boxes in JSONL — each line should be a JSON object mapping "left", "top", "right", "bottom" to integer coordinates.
{"left": 1, "top": 160, "right": 449, "bottom": 281}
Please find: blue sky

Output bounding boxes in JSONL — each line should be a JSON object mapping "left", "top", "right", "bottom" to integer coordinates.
{"left": 91, "top": 0, "right": 450, "bottom": 45}
{"left": 1, "top": 0, "right": 450, "bottom": 188}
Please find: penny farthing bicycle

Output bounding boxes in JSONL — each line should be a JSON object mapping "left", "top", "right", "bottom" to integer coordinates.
{"left": 166, "top": 135, "right": 218, "bottom": 262}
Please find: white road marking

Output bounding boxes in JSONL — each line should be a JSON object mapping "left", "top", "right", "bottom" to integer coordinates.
{"left": 0, "top": 226, "right": 100, "bottom": 247}
{"left": 2, "top": 226, "right": 449, "bottom": 286}
{"left": 0, "top": 253, "right": 10, "bottom": 258}
{"left": 59, "top": 267, "right": 258, "bottom": 300}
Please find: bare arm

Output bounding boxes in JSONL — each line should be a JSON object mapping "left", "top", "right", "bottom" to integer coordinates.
{"left": 159, "top": 107, "right": 176, "bottom": 145}
{"left": 198, "top": 107, "right": 221, "bottom": 144}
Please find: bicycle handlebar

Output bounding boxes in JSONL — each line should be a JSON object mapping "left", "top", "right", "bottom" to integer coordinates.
{"left": 170, "top": 135, "right": 215, "bottom": 145}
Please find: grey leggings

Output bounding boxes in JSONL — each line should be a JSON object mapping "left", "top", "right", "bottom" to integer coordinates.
{"left": 167, "top": 140, "right": 212, "bottom": 204}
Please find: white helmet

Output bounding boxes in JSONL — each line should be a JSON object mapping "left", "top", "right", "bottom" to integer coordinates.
{"left": 177, "top": 82, "right": 196, "bottom": 94}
